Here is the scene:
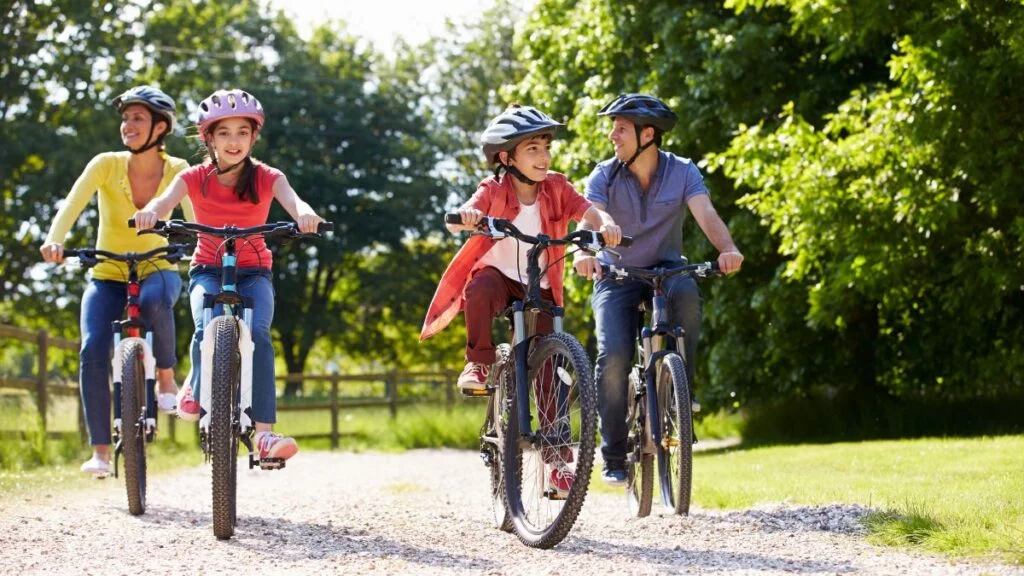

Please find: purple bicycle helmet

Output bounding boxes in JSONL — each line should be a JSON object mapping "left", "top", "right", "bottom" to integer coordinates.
{"left": 196, "top": 89, "right": 265, "bottom": 136}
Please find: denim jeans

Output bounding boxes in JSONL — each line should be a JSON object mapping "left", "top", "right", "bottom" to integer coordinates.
{"left": 79, "top": 270, "right": 182, "bottom": 446}
{"left": 591, "top": 271, "right": 702, "bottom": 464}
{"left": 187, "top": 266, "right": 277, "bottom": 423}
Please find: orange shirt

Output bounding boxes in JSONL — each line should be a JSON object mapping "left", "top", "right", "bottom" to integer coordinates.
{"left": 180, "top": 162, "right": 283, "bottom": 268}
{"left": 420, "top": 172, "right": 592, "bottom": 341}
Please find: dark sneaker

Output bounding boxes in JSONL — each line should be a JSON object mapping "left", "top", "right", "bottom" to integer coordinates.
{"left": 457, "top": 362, "right": 489, "bottom": 391}
{"left": 602, "top": 460, "right": 627, "bottom": 486}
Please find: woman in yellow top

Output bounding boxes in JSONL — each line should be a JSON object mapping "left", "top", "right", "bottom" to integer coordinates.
{"left": 39, "top": 86, "right": 194, "bottom": 477}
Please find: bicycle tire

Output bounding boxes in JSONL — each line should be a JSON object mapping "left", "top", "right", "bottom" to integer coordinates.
{"left": 484, "top": 344, "right": 514, "bottom": 532}
{"left": 503, "top": 332, "right": 596, "bottom": 549}
{"left": 656, "top": 353, "right": 693, "bottom": 515}
{"left": 120, "top": 340, "right": 147, "bottom": 516}
{"left": 626, "top": 369, "right": 653, "bottom": 518}
{"left": 211, "top": 320, "right": 240, "bottom": 539}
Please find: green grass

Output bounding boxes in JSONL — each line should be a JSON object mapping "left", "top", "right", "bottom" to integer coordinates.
{"left": 593, "top": 436, "right": 1023, "bottom": 563}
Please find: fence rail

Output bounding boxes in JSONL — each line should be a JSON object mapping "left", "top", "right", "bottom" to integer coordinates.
{"left": 1, "top": 323, "right": 456, "bottom": 448}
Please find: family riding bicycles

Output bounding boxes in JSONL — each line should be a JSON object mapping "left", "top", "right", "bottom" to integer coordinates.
{"left": 42, "top": 84, "right": 741, "bottom": 547}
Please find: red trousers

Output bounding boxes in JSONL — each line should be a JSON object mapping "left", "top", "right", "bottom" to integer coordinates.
{"left": 463, "top": 266, "right": 553, "bottom": 365}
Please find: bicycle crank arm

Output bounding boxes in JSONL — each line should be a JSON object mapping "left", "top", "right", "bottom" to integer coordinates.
{"left": 112, "top": 439, "right": 123, "bottom": 479}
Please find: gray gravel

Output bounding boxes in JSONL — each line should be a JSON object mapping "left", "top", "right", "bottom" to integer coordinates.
{"left": 0, "top": 449, "right": 1019, "bottom": 575}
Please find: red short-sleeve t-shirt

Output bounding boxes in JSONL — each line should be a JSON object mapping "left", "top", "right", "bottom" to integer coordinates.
{"left": 179, "top": 162, "right": 283, "bottom": 268}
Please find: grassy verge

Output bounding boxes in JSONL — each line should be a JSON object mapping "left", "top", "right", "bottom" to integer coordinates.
{"left": 592, "top": 435, "right": 1023, "bottom": 563}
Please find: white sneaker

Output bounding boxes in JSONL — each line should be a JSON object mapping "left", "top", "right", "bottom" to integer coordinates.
{"left": 80, "top": 455, "right": 112, "bottom": 478}
{"left": 157, "top": 393, "right": 177, "bottom": 413}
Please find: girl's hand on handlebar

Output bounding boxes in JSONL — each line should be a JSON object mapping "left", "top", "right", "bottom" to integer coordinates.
{"left": 449, "top": 207, "right": 484, "bottom": 232}
{"left": 40, "top": 242, "right": 64, "bottom": 264}
{"left": 132, "top": 210, "right": 159, "bottom": 230}
{"left": 296, "top": 212, "right": 324, "bottom": 234}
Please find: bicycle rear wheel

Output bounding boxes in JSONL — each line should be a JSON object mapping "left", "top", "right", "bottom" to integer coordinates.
{"left": 625, "top": 368, "right": 653, "bottom": 518}
{"left": 211, "top": 320, "right": 240, "bottom": 539}
{"left": 503, "top": 332, "right": 596, "bottom": 549}
{"left": 120, "top": 340, "right": 147, "bottom": 516}
{"left": 656, "top": 353, "right": 693, "bottom": 515}
{"left": 483, "top": 344, "right": 514, "bottom": 532}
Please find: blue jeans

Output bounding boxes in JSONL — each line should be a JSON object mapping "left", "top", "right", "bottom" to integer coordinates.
{"left": 188, "top": 266, "right": 277, "bottom": 423}
{"left": 592, "top": 272, "right": 702, "bottom": 464}
{"left": 79, "top": 271, "right": 182, "bottom": 446}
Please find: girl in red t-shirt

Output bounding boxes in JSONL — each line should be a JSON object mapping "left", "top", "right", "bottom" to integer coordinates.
{"left": 134, "top": 89, "right": 323, "bottom": 463}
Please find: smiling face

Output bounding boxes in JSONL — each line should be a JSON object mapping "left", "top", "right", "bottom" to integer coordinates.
{"left": 120, "top": 104, "right": 166, "bottom": 148}
{"left": 207, "top": 117, "right": 256, "bottom": 167}
{"left": 501, "top": 134, "right": 552, "bottom": 182}
{"left": 607, "top": 116, "right": 656, "bottom": 162}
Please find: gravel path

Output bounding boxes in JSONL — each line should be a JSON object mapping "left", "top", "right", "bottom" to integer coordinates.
{"left": 1, "top": 449, "right": 1019, "bottom": 575}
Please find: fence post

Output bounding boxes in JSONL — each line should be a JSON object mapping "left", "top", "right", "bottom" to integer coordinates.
{"left": 330, "top": 375, "right": 339, "bottom": 449}
{"left": 36, "top": 329, "right": 49, "bottom": 433}
{"left": 386, "top": 371, "right": 397, "bottom": 419}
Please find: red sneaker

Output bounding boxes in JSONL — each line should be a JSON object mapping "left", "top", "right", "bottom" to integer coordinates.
{"left": 176, "top": 386, "right": 200, "bottom": 422}
{"left": 550, "top": 465, "right": 575, "bottom": 496}
{"left": 457, "top": 362, "right": 489, "bottom": 391}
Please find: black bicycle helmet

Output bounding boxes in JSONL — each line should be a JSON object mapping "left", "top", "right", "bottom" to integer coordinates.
{"left": 597, "top": 93, "right": 677, "bottom": 132}
{"left": 112, "top": 85, "right": 177, "bottom": 154}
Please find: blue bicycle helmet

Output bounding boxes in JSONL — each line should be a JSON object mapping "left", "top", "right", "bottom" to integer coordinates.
{"left": 597, "top": 93, "right": 677, "bottom": 183}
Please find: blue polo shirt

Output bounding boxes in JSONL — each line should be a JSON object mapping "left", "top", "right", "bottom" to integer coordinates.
{"left": 585, "top": 151, "right": 708, "bottom": 267}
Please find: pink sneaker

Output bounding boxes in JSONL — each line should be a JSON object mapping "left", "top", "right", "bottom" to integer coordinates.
{"left": 256, "top": 431, "right": 298, "bottom": 461}
{"left": 550, "top": 465, "right": 575, "bottom": 496}
{"left": 176, "top": 386, "right": 200, "bottom": 422}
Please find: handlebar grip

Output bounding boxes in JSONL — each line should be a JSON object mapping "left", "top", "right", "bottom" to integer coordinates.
{"left": 318, "top": 222, "right": 334, "bottom": 233}
{"left": 444, "top": 213, "right": 463, "bottom": 225}
{"left": 128, "top": 218, "right": 136, "bottom": 228}
{"left": 710, "top": 261, "right": 721, "bottom": 272}
{"left": 618, "top": 235, "right": 634, "bottom": 248}
{"left": 128, "top": 218, "right": 165, "bottom": 230}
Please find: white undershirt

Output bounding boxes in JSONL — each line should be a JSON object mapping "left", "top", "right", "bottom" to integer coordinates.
{"left": 474, "top": 201, "right": 549, "bottom": 289}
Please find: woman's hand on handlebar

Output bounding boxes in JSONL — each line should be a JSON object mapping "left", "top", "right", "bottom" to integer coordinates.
{"left": 40, "top": 242, "right": 64, "bottom": 264}
{"left": 132, "top": 210, "right": 160, "bottom": 230}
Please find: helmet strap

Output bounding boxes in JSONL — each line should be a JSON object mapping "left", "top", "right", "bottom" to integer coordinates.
{"left": 502, "top": 162, "right": 540, "bottom": 186}
{"left": 128, "top": 119, "right": 164, "bottom": 155}
{"left": 607, "top": 124, "right": 655, "bottom": 186}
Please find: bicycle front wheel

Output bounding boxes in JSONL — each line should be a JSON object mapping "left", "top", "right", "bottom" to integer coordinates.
{"left": 120, "top": 340, "right": 147, "bottom": 516}
{"left": 503, "top": 332, "right": 597, "bottom": 549}
{"left": 211, "top": 320, "right": 240, "bottom": 540}
{"left": 656, "top": 353, "right": 693, "bottom": 515}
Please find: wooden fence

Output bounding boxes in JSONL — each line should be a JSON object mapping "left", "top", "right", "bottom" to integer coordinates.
{"left": 0, "top": 323, "right": 456, "bottom": 448}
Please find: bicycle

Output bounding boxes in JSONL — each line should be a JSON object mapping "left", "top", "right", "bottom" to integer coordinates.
{"left": 446, "top": 212, "right": 631, "bottom": 548}
{"left": 599, "top": 260, "right": 720, "bottom": 517}
{"left": 136, "top": 218, "right": 332, "bottom": 539}
{"left": 63, "top": 244, "right": 189, "bottom": 515}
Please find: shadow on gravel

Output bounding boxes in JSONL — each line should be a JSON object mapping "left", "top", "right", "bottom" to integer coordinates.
{"left": 561, "top": 535, "right": 858, "bottom": 574}
{"left": 138, "top": 505, "right": 497, "bottom": 572}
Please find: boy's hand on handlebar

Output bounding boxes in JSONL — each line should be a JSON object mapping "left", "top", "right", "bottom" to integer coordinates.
{"left": 296, "top": 213, "right": 324, "bottom": 234}
{"left": 599, "top": 223, "right": 622, "bottom": 247}
{"left": 451, "top": 207, "right": 484, "bottom": 232}
{"left": 573, "top": 254, "right": 602, "bottom": 280}
{"left": 40, "top": 242, "right": 64, "bottom": 264}
{"left": 718, "top": 249, "right": 744, "bottom": 275}
{"left": 132, "top": 211, "right": 159, "bottom": 230}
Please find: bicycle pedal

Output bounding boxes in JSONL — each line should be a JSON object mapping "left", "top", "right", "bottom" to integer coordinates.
{"left": 461, "top": 387, "right": 493, "bottom": 397}
{"left": 546, "top": 490, "right": 568, "bottom": 501}
{"left": 258, "top": 458, "right": 286, "bottom": 470}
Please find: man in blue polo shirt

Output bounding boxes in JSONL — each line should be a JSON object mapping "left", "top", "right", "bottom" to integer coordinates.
{"left": 574, "top": 94, "right": 744, "bottom": 485}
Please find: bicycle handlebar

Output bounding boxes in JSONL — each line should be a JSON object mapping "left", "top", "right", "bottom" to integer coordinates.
{"left": 129, "top": 219, "right": 334, "bottom": 239}
{"left": 444, "top": 212, "right": 633, "bottom": 250}
{"left": 63, "top": 244, "right": 190, "bottom": 268}
{"left": 600, "top": 261, "right": 721, "bottom": 282}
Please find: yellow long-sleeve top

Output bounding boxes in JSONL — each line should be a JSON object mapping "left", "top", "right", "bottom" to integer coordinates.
{"left": 44, "top": 151, "right": 195, "bottom": 281}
